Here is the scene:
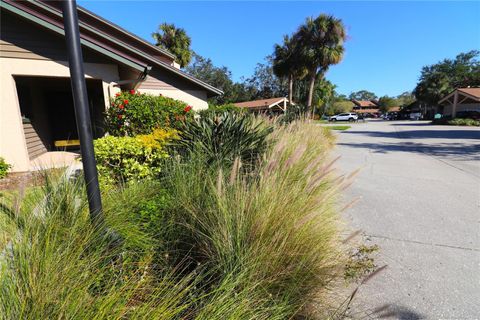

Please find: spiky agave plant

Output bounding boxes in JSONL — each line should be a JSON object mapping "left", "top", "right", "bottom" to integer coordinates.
{"left": 177, "top": 112, "right": 274, "bottom": 168}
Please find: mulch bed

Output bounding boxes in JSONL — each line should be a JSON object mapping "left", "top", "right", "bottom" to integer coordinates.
{"left": 0, "top": 171, "right": 47, "bottom": 191}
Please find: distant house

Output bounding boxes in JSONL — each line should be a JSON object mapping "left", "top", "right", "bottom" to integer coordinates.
{"left": 234, "top": 97, "right": 291, "bottom": 113}
{"left": 351, "top": 99, "right": 380, "bottom": 115}
{"left": 0, "top": 0, "right": 222, "bottom": 172}
{"left": 388, "top": 106, "right": 401, "bottom": 112}
{"left": 399, "top": 100, "right": 437, "bottom": 120}
{"left": 438, "top": 87, "right": 480, "bottom": 117}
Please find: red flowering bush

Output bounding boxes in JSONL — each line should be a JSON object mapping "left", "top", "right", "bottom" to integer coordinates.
{"left": 105, "top": 91, "right": 193, "bottom": 136}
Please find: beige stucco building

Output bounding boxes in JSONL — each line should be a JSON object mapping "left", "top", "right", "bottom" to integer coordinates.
{"left": 0, "top": 0, "right": 221, "bottom": 172}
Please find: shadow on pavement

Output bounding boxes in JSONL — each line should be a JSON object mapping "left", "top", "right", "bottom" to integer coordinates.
{"left": 342, "top": 129, "right": 480, "bottom": 140}
{"left": 338, "top": 141, "right": 480, "bottom": 161}
{"left": 369, "top": 304, "right": 424, "bottom": 320}
{"left": 392, "top": 122, "right": 434, "bottom": 127}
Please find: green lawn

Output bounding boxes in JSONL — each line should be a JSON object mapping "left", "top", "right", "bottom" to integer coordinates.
{"left": 327, "top": 125, "right": 351, "bottom": 131}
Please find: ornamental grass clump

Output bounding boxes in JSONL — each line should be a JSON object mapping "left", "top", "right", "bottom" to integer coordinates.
{"left": 0, "top": 120, "right": 350, "bottom": 319}
{"left": 163, "top": 121, "right": 346, "bottom": 317}
{"left": 0, "top": 173, "right": 191, "bottom": 320}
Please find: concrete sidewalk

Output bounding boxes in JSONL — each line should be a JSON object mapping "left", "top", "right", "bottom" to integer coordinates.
{"left": 334, "top": 120, "right": 480, "bottom": 319}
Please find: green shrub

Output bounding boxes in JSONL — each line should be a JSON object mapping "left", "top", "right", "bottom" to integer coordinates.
{"left": 0, "top": 157, "right": 10, "bottom": 179}
{"left": 177, "top": 112, "right": 274, "bottom": 167}
{"left": 277, "top": 104, "right": 309, "bottom": 124}
{"left": 105, "top": 90, "right": 193, "bottom": 136}
{"left": 94, "top": 128, "right": 178, "bottom": 184}
{"left": 432, "top": 117, "right": 480, "bottom": 126}
{"left": 448, "top": 118, "right": 480, "bottom": 126}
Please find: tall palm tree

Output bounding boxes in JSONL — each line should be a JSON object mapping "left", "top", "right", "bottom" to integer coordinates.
{"left": 272, "top": 35, "right": 306, "bottom": 104}
{"left": 295, "top": 14, "right": 346, "bottom": 115}
{"left": 152, "top": 23, "right": 192, "bottom": 68}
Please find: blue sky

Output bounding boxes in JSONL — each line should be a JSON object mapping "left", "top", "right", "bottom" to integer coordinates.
{"left": 78, "top": 1, "right": 480, "bottom": 97}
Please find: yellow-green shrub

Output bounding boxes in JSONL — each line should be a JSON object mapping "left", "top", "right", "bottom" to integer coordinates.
{"left": 0, "top": 157, "right": 11, "bottom": 179}
{"left": 136, "top": 128, "right": 180, "bottom": 149}
{"left": 94, "top": 128, "right": 178, "bottom": 184}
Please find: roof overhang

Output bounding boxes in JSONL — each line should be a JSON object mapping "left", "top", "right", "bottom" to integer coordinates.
{"left": 354, "top": 109, "right": 380, "bottom": 114}
{"left": 1, "top": 0, "right": 223, "bottom": 97}
{"left": 1, "top": 0, "right": 147, "bottom": 72}
{"left": 439, "top": 88, "right": 480, "bottom": 105}
{"left": 234, "top": 97, "right": 291, "bottom": 110}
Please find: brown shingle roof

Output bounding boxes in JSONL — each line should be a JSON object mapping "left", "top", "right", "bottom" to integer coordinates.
{"left": 389, "top": 106, "right": 401, "bottom": 112}
{"left": 438, "top": 87, "right": 480, "bottom": 105}
{"left": 457, "top": 88, "right": 480, "bottom": 99}
{"left": 354, "top": 108, "right": 380, "bottom": 114}
{"left": 351, "top": 100, "right": 379, "bottom": 107}
{"left": 234, "top": 97, "right": 288, "bottom": 109}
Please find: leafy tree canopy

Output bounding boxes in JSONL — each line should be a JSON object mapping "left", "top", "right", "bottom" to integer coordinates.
{"left": 245, "top": 56, "right": 288, "bottom": 100}
{"left": 329, "top": 100, "right": 354, "bottom": 116}
{"left": 413, "top": 50, "right": 480, "bottom": 105}
{"left": 377, "top": 96, "right": 398, "bottom": 113}
{"left": 186, "top": 54, "right": 288, "bottom": 105}
{"left": 348, "top": 90, "right": 377, "bottom": 101}
{"left": 185, "top": 53, "right": 241, "bottom": 104}
{"left": 396, "top": 91, "right": 416, "bottom": 107}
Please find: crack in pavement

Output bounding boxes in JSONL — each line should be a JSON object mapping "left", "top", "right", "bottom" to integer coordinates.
{"left": 367, "top": 234, "right": 480, "bottom": 252}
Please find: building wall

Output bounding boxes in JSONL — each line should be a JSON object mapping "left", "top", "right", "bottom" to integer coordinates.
{"left": 0, "top": 9, "right": 211, "bottom": 172}
{"left": 443, "top": 103, "right": 480, "bottom": 116}
{"left": 0, "top": 58, "right": 120, "bottom": 172}
{"left": 137, "top": 88, "right": 208, "bottom": 110}
{"left": 137, "top": 70, "right": 209, "bottom": 110}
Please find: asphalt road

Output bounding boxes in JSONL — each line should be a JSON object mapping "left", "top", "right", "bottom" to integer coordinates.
{"left": 334, "top": 120, "right": 480, "bottom": 319}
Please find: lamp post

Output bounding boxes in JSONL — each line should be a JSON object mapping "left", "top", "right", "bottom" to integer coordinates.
{"left": 62, "top": 0, "right": 103, "bottom": 224}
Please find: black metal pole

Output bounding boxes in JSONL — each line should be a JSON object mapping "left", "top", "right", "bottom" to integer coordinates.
{"left": 62, "top": 0, "right": 103, "bottom": 224}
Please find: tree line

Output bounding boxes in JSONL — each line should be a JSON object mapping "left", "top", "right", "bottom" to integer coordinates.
{"left": 152, "top": 20, "right": 479, "bottom": 116}
{"left": 152, "top": 15, "right": 347, "bottom": 113}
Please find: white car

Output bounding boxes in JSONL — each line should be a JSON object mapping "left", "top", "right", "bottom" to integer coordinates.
{"left": 409, "top": 112, "right": 422, "bottom": 120}
{"left": 329, "top": 113, "right": 358, "bottom": 122}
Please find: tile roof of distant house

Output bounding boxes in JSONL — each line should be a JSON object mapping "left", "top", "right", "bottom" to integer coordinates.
{"left": 354, "top": 108, "right": 380, "bottom": 114}
{"left": 234, "top": 97, "right": 289, "bottom": 109}
{"left": 351, "top": 100, "right": 379, "bottom": 107}
{"left": 438, "top": 87, "right": 480, "bottom": 104}
{"left": 389, "top": 106, "right": 401, "bottom": 112}
{"left": 457, "top": 87, "right": 480, "bottom": 99}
